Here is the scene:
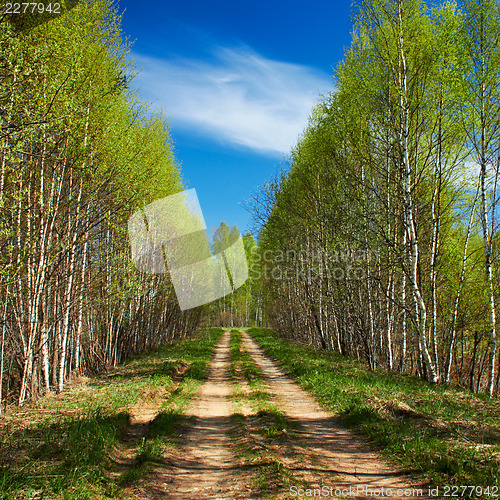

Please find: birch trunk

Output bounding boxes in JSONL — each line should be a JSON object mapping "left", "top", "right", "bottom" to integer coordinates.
{"left": 397, "top": 0, "right": 437, "bottom": 382}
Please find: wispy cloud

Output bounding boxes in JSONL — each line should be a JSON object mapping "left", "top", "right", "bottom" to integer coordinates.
{"left": 130, "top": 47, "right": 332, "bottom": 155}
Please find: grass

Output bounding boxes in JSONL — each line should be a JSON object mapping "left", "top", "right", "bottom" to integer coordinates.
{"left": 248, "top": 327, "right": 500, "bottom": 495}
{"left": 0, "top": 327, "right": 224, "bottom": 500}
{"left": 228, "top": 329, "right": 309, "bottom": 498}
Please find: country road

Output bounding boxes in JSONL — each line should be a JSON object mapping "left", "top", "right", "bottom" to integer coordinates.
{"left": 130, "top": 330, "right": 427, "bottom": 499}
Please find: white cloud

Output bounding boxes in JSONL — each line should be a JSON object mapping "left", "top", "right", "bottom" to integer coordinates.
{"left": 130, "top": 47, "right": 332, "bottom": 155}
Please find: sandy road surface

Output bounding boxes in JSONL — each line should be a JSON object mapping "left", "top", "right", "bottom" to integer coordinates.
{"left": 239, "top": 331, "right": 427, "bottom": 500}
{"left": 132, "top": 330, "right": 427, "bottom": 499}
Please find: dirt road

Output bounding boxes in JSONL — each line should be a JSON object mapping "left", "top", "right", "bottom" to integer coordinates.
{"left": 133, "top": 330, "right": 426, "bottom": 499}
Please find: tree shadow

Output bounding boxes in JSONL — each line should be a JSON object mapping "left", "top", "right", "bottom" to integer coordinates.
{"left": 0, "top": 410, "right": 129, "bottom": 497}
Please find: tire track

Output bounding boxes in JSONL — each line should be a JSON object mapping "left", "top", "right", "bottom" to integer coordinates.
{"left": 134, "top": 330, "right": 251, "bottom": 499}
{"left": 240, "top": 330, "right": 428, "bottom": 500}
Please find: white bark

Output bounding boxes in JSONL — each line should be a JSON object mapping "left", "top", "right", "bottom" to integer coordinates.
{"left": 397, "top": 0, "right": 437, "bottom": 382}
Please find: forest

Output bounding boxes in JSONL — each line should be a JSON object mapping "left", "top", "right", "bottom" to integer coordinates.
{"left": 0, "top": 0, "right": 204, "bottom": 411}
{"left": 1, "top": 0, "right": 499, "bottom": 417}
{"left": 0, "top": 0, "right": 499, "bottom": 498}
{"left": 246, "top": 0, "right": 500, "bottom": 397}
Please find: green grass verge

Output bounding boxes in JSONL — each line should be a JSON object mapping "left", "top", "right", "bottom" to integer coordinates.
{"left": 0, "top": 327, "right": 224, "bottom": 500}
{"left": 229, "top": 329, "right": 308, "bottom": 498}
{"left": 248, "top": 327, "right": 500, "bottom": 495}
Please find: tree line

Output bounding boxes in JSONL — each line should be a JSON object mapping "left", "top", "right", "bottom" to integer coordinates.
{"left": 4, "top": 0, "right": 498, "bottom": 410}
{"left": 0, "top": 0, "right": 203, "bottom": 410}
{"left": 252, "top": 0, "right": 500, "bottom": 396}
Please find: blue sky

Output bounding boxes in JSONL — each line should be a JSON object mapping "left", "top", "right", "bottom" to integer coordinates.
{"left": 118, "top": 0, "right": 353, "bottom": 235}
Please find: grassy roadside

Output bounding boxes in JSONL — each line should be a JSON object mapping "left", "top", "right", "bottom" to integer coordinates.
{"left": 248, "top": 327, "right": 500, "bottom": 495}
{"left": 229, "top": 329, "right": 308, "bottom": 498}
{"left": 0, "top": 327, "right": 224, "bottom": 500}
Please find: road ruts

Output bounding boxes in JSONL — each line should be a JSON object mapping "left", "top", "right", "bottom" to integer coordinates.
{"left": 240, "top": 330, "right": 429, "bottom": 500}
{"left": 139, "top": 330, "right": 251, "bottom": 500}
